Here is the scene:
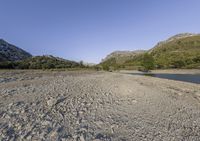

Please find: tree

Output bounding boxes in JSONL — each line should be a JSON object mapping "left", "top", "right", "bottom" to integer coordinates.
{"left": 141, "top": 53, "right": 154, "bottom": 71}
{"left": 102, "top": 65, "right": 109, "bottom": 71}
{"left": 171, "top": 60, "right": 185, "bottom": 68}
{"left": 79, "top": 60, "right": 84, "bottom": 67}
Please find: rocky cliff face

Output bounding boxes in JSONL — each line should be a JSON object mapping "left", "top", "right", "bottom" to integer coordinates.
{"left": 0, "top": 39, "right": 32, "bottom": 62}
{"left": 102, "top": 50, "right": 146, "bottom": 63}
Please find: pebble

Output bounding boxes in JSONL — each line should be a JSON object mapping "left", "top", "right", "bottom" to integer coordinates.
{"left": 47, "top": 98, "right": 57, "bottom": 107}
{"left": 1, "top": 70, "right": 200, "bottom": 141}
{"left": 80, "top": 135, "right": 85, "bottom": 141}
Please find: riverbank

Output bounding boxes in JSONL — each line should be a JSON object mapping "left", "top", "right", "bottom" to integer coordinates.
{"left": 0, "top": 70, "right": 200, "bottom": 140}
{"left": 120, "top": 69, "right": 200, "bottom": 74}
{"left": 152, "top": 69, "right": 200, "bottom": 74}
{"left": 119, "top": 69, "right": 200, "bottom": 84}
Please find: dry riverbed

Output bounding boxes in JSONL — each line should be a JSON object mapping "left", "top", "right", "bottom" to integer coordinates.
{"left": 0, "top": 70, "right": 200, "bottom": 141}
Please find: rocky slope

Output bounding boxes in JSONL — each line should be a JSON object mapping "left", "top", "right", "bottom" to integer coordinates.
{"left": 100, "top": 50, "right": 146, "bottom": 70}
{"left": 101, "top": 50, "right": 146, "bottom": 64}
{"left": 0, "top": 39, "right": 32, "bottom": 62}
{"left": 151, "top": 33, "right": 198, "bottom": 50}
{"left": 150, "top": 33, "right": 199, "bottom": 52}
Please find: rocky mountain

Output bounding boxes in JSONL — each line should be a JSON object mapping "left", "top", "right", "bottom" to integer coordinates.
{"left": 101, "top": 50, "right": 146, "bottom": 66}
{"left": 100, "top": 50, "right": 146, "bottom": 70}
{"left": 150, "top": 33, "right": 199, "bottom": 52}
{"left": 167, "top": 33, "right": 197, "bottom": 41}
{"left": 102, "top": 50, "right": 146, "bottom": 62}
{"left": 0, "top": 39, "right": 32, "bottom": 62}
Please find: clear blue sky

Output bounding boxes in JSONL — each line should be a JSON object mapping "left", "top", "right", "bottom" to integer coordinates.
{"left": 0, "top": 0, "right": 200, "bottom": 63}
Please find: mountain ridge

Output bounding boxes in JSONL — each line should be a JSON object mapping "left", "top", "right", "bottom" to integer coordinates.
{"left": 0, "top": 40, "right": 83, "bottom": 69}
{"left": 150, "top": 33, "right": 199, "bottom": 52}
{"left": 101, "top": 50, "right": 146, "bottom": 63}
{"left": 0, "top": 39, "right": 32, "bottom": 62}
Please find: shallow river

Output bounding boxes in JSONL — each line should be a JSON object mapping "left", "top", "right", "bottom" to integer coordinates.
{"left": 129, "top": 73, "right": 200, "bottom": 84}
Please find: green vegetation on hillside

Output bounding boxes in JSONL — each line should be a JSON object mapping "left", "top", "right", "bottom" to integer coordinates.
{"left": 1, "top": 34, "right": 200, "bottom": 70}
{"left": 0, "top": 56, "right": 82, "bottom": 69}
{"left": 100, "top": 34, "right": 200, "bottom": 70}
{"left": 100, "top": 58, "right": 121, "bottom": 71}
{"left": 151, "top": 35, "right": 200, "bottom": 69}
{"left": 141, "top": 53, "right": 154, "bottom": 71}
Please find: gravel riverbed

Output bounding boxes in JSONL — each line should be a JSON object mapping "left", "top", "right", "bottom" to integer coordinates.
{"left": 0, "top": 70, "right": 200, "bottom": 141}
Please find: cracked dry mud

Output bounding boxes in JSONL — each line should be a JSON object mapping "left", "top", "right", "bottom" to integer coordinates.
{"left": 0, "top": 70, "right": 200, "bottom": 141}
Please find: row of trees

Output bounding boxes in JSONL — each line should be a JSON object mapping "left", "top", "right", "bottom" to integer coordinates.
{"left": 99, "top": 53, "right": 155, "bottom": 72}
{"left": 100, "top": 53, "right": 200, "bottom": 71}
{"left": 1, "top": 53, "right": 199, "bottom": 71}
{"left": 141, "top": 53, "right": 154, "bottom": 71}
{"left": 0, "top": 56, "right": 83, "bottom": 69}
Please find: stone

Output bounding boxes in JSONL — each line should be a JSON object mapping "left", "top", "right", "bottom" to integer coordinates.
{"left": 41, "top": 120, "right": 51, "bottom": 126}
{"left": 47, "top": 98, "right": 57, "bottom": 107}
{"left": 80, "top": 135, "right": 85, "bottom": 141}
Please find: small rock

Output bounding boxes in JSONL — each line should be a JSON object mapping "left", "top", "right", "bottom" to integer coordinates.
{"left": 80, "top": 135, "right": 85, "bottom": 141}
{"left": 61, "top": 138, "right": 69, "bottom": 141}
{"left": 5, "top": 114, "right": 10, "bottom": 119}
{"left": 8, "top": 103, "right": 13, "bottom": 108}
{"left": 47, "top": 98, "right": 57, "bottom": 107}
{"left": 26, "top": 135, "right": 32, "bottom": 140}
{"left": 15, "top": 123, "right": 22, "bottom": 130}
{"left": 50, "top": 131, "right": 58, "bottom": 138}
{"left": 41, "top": 120, "right": 51, "bottom": 126}
{"left": 95, "top": 121, "right": 103, "bottom": 127}
{"left": 21, "top": 109, "right": 25, "bottom": 114}
{"left": 132, "top": 100, "right": 138, "bottom": 103}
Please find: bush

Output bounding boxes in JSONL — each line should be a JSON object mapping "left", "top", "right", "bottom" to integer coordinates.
{"left": 170, "top": 60, "right": 185, "bottom": 68}
{"left": 141, "top": 53, "right": 155, "bottom": 71}
{"left": 0, "top": 56, "right": 82, "bottom": 69}
{"left": 102, "top": 65, "right": 109, "bottom": 71}
{"left": 0, "top": 61, "right": 16, "bottom": 69}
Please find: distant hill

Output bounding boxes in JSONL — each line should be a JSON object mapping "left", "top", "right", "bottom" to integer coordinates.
{"left": 17, "top": 55, "right": 81, "bottom": 69}
{"left": 0, "top": 40, "right": 82, "bottom": 69}
{"left": 100, "top": 33, "right": 200, "bottom": 70}
{"left": 0, "top": 39, "right": 32, "bottom": 62}
{"left": 150, "top": 33, "right": 200, "bottom": 68}
{"left": 100, "top": 50, "right": 146, "bottom": 70}
{"left": 102, "top": 50, "right": 146, "bottom": 63}
{"left": 0, "top": 55, "right": 82, "bottom": 69}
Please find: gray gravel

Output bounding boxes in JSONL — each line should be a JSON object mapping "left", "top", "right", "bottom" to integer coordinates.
{"left": 0, "top": 70, "right": 200, "bottom": 141}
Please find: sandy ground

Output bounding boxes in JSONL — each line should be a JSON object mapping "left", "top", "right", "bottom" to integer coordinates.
{"left": 0, "top": 70, "right": 200, "bottom": 141}
{"left": 152, "top": 69, "right": 200, "bottom": 74}
{"left": 120, "top": 69, "right": 200, "bottom": 74}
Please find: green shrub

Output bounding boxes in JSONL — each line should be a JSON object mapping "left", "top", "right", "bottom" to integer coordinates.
{"left": 141, "top": 53, "right": 155, "bottom": 71}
